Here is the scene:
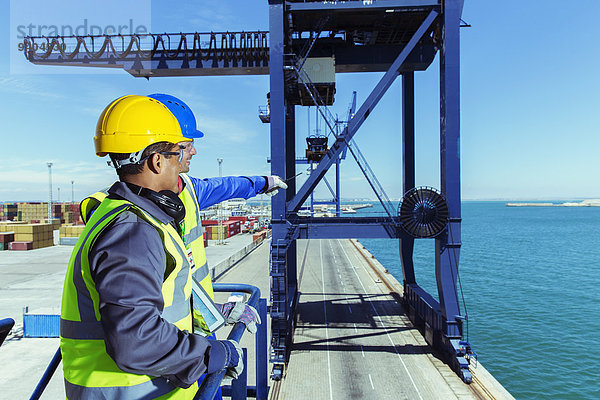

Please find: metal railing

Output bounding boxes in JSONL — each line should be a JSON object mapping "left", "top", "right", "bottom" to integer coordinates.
{"left": 0, "top": 317, "right": 15, "bottom": 348}
{"left": 23, "top": 31, "right": 269, "bottom": 63}
{"left": 28, "top": 284, "right": 267, "bottom": 400}
{"left": 30, "top": 347, "right": 62, "bottom": 400}
{"left": 196, "top": 283, "right": 267, "bottom": 400}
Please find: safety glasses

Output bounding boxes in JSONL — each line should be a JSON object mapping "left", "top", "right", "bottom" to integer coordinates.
{"left": 151, "top": 147, "right": 185, "bottom": 164}
{"left": 179, "top": 140, "right": 195, "bottom": 154}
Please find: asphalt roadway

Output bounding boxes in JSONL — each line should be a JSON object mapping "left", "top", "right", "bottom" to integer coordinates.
{"left": 218, "top": 238, "right": 513, "bottom": 400}
{"left": 273, "top": 239, "right": 477, "bottom": 400}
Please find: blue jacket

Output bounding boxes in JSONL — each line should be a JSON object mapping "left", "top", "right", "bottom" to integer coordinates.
{"left": 185, "top": 175, "right": 267, "bottom": 210}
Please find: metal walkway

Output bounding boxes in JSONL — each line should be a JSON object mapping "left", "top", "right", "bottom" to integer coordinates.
{"left": 217, "top": 239, "right": 513, "bottom": 400}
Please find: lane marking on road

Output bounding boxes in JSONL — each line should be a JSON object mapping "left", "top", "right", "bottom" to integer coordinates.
{"left": 347, "top": 304, "right": 353, "bottom": 314}
{"left": 368, "top": 374, "right": 375, "bottom": 390}
{"left": 320, "top": 240, "right": 334, "bottom": 400}
{"left": 337, "top": 239, "right": 424, "bottom": 400}
{"left": 360, "top": 345, "right": 365, "bottom": 357}
{"left": 354, "top": 323, "right": 358, "bottom": 333}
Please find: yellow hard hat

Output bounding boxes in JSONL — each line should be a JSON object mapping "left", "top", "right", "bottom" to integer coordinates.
{"left": 94, "top": 95, "right": 191, "bottom": 156}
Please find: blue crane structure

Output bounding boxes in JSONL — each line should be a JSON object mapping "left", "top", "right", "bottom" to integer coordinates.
{"left": 24, "top": 0, "right": 474, "bottom": 384}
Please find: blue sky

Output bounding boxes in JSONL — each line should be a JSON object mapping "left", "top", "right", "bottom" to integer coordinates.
{"left": 0, "top": 0, "right": 598, "bottom": 202}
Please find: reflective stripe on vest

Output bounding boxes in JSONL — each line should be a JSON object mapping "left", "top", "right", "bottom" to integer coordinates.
{"left": 179, "top": 173, "right": 213, "bottom": 299}
{"left": 64, "top": 377, "right": 180, "bottom": 400}
{"left": 61, "top": 198, "right": 196, "bottom": 399}
{"left": 60, "top": 318, "right": 104, "bottom": 340}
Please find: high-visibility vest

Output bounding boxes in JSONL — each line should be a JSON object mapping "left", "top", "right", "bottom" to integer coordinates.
{"left": 178, "top": 174, "right": 211, "bottom": 298}
{"left": 81, "top": 176, "right": 212, "bottom": 299}
{"left": 61, "top": 197, "right": 197, "bottom": 399}
{"left": 80, "top": 175, "right": 214, "bottom": 334}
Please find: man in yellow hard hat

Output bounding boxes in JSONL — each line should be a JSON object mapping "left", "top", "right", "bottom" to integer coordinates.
{"left": 80, "top": 94, "right": 286, "bottom": 339}
{"left": 60, "top": 95, "right": 242, "bottom": 399}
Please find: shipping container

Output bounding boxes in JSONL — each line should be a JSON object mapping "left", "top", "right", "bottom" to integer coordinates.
{"left": 201, "top": 220, "right": 219, "bottom": 226}
{"left": 9, "top": 241, "right": 33, "bottom": 251}
{"left": 0, "top": 232, "right": 15, "bottom": 243}
{"left": 23, "top": 307, "right": 60, "bottom": 338}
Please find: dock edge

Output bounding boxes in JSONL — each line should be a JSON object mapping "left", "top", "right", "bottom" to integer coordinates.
{"left": 351, "top": 239, "right": 515, "bottom": 400}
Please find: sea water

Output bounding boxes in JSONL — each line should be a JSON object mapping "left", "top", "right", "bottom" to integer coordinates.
{"left": 358, "top": 201, "right": 600, "bottom": 400}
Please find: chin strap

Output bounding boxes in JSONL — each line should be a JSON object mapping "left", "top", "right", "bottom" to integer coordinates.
{"left": 107, "top": 151, "right": 144, "bottom": 169}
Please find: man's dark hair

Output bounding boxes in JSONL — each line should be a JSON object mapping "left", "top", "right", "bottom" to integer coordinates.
{"left": 109, "top": 141, "right": 178, "bottom": 180}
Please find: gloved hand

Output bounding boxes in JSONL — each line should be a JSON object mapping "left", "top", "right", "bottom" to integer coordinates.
{"left": 219, "top": 302, "right": 261, "bottom": 334}
{"left": 221, "top": 340, "right": 244, "bottom": 385}
{"left": 262, "top": 176, "right": 288, "bottom": 197}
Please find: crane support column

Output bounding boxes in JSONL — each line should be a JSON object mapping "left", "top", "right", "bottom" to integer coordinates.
{"left": 335, "top": 158, "right": 341, "bottom": 217}
{"left": 268, "top": 0, "right": 294, "bottom": 380}
{"left": 400, "top": 72, "right": 416, "bottom": 285}
{"left": 285, "top": 103, "right": 298, "bottom": 335}
{"left": 436, "top": 0, "right": 470, "bottom": 383}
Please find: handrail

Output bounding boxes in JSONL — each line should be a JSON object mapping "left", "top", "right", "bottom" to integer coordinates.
{"left": 28, "top": 284, "right": 263, "bottom": 400}
{"left": 0, "top": 317, "right": 15, "bottom": 348}
{"left": 194, "top": 283, "right": 261, "bottom": 400}
{"left": 30, "top": 347, "right": 62, "bottom": 400}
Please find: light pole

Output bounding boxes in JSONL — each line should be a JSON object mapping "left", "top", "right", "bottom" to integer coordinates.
{"left": 47, "top": 162, "right": 53, "bottom": 222}
{"left": 71, "top": 180, "right": 74, "bottom": 203}
{"left": 57, "top": 187, "right": 60, "bottom": 203}
{"left": 217, "top": 158, "right": 224, "bottom": 245}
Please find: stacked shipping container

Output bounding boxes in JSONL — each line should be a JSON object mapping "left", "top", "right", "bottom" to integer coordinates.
{"left": 0, "top": 202, "right": 82, "bottom": 224}
{"left": 0, "top": 203, "right": 18, "bottom": 221}
{"left": 0, "top": 232, "right": 14, "bottom": 250}
{"left": 0, "top": 223, "right": 54, "bottom": 250}
{"left": 17, "top": 202, "right": 48, "bottom": 222}
{"left": 201, "top": 219, "right": 242, "bottom": 240}
{"left": 59, "top": 225, "right": 85, "bottom": 238}
{"left": 0, "top": 201, "right": 89, "bottom": 250}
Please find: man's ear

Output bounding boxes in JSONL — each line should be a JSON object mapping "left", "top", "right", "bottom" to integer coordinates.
{"left": 147, "top": 153, "right": 162, "bottom": 174}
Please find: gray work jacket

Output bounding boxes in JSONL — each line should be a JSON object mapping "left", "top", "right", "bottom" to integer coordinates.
{"left": 88, "top": 181, "right": 227, "bottom": 388}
